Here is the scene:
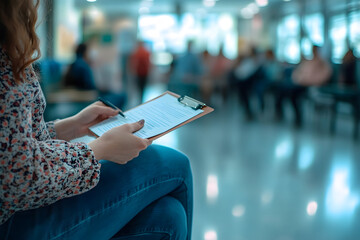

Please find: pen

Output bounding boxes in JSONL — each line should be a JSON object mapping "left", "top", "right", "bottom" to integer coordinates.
{"left": 98, "top": 97, "right": 126, "bottom": 118}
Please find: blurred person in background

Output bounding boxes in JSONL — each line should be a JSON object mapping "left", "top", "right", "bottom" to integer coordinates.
{"left": 229, "top": 47, "right": 263, "bottom": 120}
{"left": 169, "top": 40, "right": 203, "bottom": 97}
{"left": 64, "top": 42, "right": 127, "bottom": 110}
{"left": 200, "top": 50, "right": 214, "bottom": 103}
{"left": 339, "top": 48, "right": 357, "bottom": 87}
{"left": 292, "top": 45, "right": 332, "bottom": 87}
{"left": 0, "top": 1, "right": 193, "bottom": 239}
{"left": 255, "top": 49, "right": 284, "bottom": 112}
{"left": 64, "top": 43, "right": 96, "bottom": 90}
{"left": 129, "top": 40, "right": 151, "bottom": 103}
{"left": 209, "top": 46, "right": 232, "bottom": 104}
{"left": 117, "top": 28, "right": 136, "bottom": 90}
{"left": 275, "top": 45, "right": 332, "bottom": 126}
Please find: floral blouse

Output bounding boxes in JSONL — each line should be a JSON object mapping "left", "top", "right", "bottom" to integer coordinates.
{"left": 0, "top": 47, "right": 101, "bottom": 225}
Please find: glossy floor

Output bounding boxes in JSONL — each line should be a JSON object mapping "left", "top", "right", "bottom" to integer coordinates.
{"left": 143, "top": 85, "right": 360, "bottom": 240}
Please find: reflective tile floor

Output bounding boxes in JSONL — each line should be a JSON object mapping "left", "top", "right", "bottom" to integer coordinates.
{"left": 144, "top": 85, "right": 360, "bottom": 240}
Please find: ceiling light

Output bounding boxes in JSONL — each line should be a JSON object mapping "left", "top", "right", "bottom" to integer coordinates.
{"left": 87, "top": 0, "right": 96, "bottom": 2}
{"left": 203, "top": 0, "right": 216, "bottom": 8}
{"left": 256, "top": 0, "right": 268, "bottom": 7}
{"left": 307, "top": 201, "right": 318, "bottom": 216}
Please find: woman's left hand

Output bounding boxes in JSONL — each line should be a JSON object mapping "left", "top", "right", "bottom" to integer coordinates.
{"left": 54, "top": 102, "right": 119, "bottom": 141}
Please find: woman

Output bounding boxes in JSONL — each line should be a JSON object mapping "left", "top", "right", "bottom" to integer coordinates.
{"left": 0, "top": 1, "right": 193, "bottom": 239}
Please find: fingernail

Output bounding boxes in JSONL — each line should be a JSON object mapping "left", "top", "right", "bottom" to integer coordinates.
{"left": 138, "top": 119, "right": 145, "bottom": 125}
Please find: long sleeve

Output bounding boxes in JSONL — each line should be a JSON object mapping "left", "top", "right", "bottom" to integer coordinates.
{"left": 46, "top": 121, "right": 57, "bottom": 139}
{"left": 0, "top": 50, "right": 101, "bottom": 224}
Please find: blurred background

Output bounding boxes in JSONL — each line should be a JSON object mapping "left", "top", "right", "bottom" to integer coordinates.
{"left": 35, "top": 0, "right": 360, "bottom": 239}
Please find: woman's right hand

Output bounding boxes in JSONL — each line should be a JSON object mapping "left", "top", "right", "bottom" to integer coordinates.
{"left": 88, "top": 120, "right": 152, "bottom": 164}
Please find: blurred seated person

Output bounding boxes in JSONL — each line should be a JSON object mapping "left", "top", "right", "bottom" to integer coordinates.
{"left": 292, "top": 45, "right": 332, "bottom": 87}
{"left": 275, "top": 45, "right": 332, "bottom": 126}
{"left": 200, "top": 49, "right": 232, "bottom": 104}
{"left": 64, "top": 43, "right": 126, "bottom": 109}
{"left": 64, "top": 43, "right": 96, "bottom": 90}
{"left": 200, "top": 50, "right": 214, "bottom": 103}
{"left": 229, "top": 47, "right": 263, "bottom": 119}
{"left": 339, "top": 49, "right": 357, "bottom": 88}
{"left": 209, "top": 46, "right": 232, "bottom": 103}
{"left": 129, "top": 40, "right": 151, "bottom": 102}
{"left": 262, "top": 50, "right": 284, "bottom": 84}
{"left": 255, "top": 49, "right": 283, "bottom": 111}
{"left": 169, "top": 41, "right": 203, "bottom": 97}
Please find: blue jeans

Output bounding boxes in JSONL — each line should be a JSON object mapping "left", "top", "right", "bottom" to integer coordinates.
{"left": 0, "top": 145, "right": 193, "bottom": 240}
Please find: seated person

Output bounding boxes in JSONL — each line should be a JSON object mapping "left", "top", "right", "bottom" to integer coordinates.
{"left": 0, "top": 1, "right": 192, "bottom": 239}
{"left": 256, "top": 49, "right": 283, "bottom": 111}
{"left": 64, "top": 43, "right": 96, "bottom": 90}
{"left": 64, "top": 43, "right": 126, "bottom": 109}
{"left": 275, "top": 46, "right": 332, "bottom": 126}
{"left": 169, "top": 41, "right": 203, "bottom": 97}
{"left": 292, "top": 46, "right": 332, "bottom": 87}
{"left": 230, "top": 47, "right": 263, "bottom": 119}
{"left": 339, "top": 49, "right": 357, "bottom": 87}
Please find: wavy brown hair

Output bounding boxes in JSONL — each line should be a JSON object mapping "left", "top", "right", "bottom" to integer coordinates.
{"left": 0, "top": 0, "right": 41, "bottom": 83}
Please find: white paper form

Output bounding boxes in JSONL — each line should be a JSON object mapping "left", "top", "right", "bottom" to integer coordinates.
{"left": 89, "top": 94, "right": 203, "bottom": 139}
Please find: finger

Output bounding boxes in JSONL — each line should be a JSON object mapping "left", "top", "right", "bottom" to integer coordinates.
{"left": 145, "top": 139, "right": 153, "bottom": 146}
{"left": 137, "top": 139, "right": 150, "bottom": 150}
{"left": 94, "top": 101, "right": 106, "bottom": 106}
{"left": 127, "top": 119, "right": 145, "bottom": 133}
{"left": 93, "top": 105, "right": 119, "bottom": 117}
{"left": 96, "top": 115, "right": 110, "bottom": 123}
{"left": 94, "top": 101, "right": 120, "bottom": 113}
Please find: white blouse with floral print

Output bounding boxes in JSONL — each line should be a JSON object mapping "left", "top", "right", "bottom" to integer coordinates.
{"left": 0, "top": 47, "right": 101, "bottom": 225}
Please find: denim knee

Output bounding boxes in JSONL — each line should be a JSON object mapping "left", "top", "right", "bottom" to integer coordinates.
{"left": 112, "top": 196, "right": 188, "bottom": 240}
{"left": 152, "top": 145, "right": 192, "bottom": 180}
{"left": 156, "top": 196, "right": 187, "bottom": 240}
{"left": 145, "top": 196, "right": 188, "bottom": 240}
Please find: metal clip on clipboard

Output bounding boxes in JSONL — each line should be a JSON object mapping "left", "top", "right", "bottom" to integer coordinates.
{"left": 178, "top": 95, "right": 206, "bottom": 110}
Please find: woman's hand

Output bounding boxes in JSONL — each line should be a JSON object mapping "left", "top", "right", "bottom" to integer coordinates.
{"left": 54, "top": 101, "right": 119, "bottom": 141}
{"left": 88, "top": 120, "right": 152, "bottom": 164}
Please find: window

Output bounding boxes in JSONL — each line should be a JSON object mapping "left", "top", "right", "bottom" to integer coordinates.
{"left": 330, "top": 14, "right": 347, "bottom": 63}
{"left": 137, "top": 13, "right": 238, "bottom": 63}
{"left": 302, "top": 13, "right": 324, "bottom": 58}
{"left": 349, "top": 11, "right": 360, "bottom": 57}
{"left": 276, "top": 14, "right": 301, "bottom": 64}
{"left": 304, "top": 13, "right": 324, "bottom": 45}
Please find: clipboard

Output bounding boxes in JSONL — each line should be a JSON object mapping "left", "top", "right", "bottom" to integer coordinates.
{"left": 147, "top": 91, "right": 214, "bottom": 140}
{"left": 89, "top": 91, "right": 214, "bottom": 140}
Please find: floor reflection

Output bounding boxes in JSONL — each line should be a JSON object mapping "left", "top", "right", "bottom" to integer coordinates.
{"left": 326, "top": 161, "right": 359, "bottom": 218}
{"left": 206, "top": 174, "right": 219, "bottom": 203}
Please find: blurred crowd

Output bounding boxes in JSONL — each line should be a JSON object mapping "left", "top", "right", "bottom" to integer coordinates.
{"left": 166, "top": 43, "right": 358, "bottom": 127}
{"left": 38, "top": 39, "right": 359, "bottom": 127}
